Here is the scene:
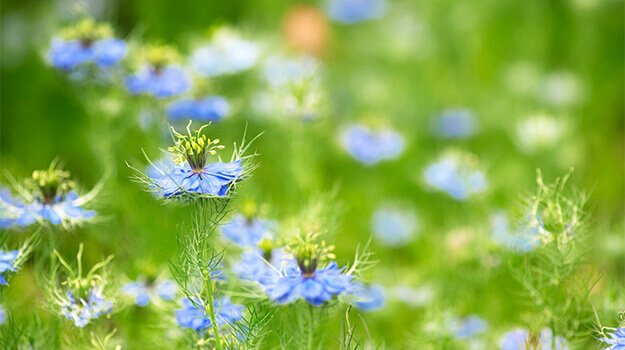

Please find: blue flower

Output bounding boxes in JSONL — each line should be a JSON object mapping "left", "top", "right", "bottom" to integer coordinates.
{"left": 433, "top": 109, "right": 477, "bottom": 139}
{"left": 325, "top": 0, "right": 386, "bottom": 24}
{"left": 371, "top": 205, "right": 418, "bottom": 247}
{"left": 263, "top": 261, "right": 354, "bottom": 306}
{"left": 453, "top": 315, "right": 488, "bottom": 339}
{"left": 500, "top": 328, "right": 567, "bottom": 350}
{"left": 491, "top": 211, "right": 541, "bottom": 252}
{"left": 48, "top": 37, "right": 126, "bottom": 71}
{"left": 341, "top": 124, "right": 404, "bottom": 166}
{"left": 191, "top": 29, "right": 259, "bottom": 77}
{"left": 0, "top": 306, "right": 5, "bottom": 325}
{"left": 151, "top": 159, "right": 244, "bottom": 198}
{"left": 175, "top": 296, "right": 244, "bottom": 333}
{"left": 220, "top": 214, "right": 273, "bottom": 247}
{"left": 601, "top": 327, "right": 625, "bottom": 350}
{"left": 0, "top": 250, "right": 19, "bottom": 285}
{"left": 62, "top": 285, "right": 113, "bottom": 327}
{"left": 0, "top": 188, "right": 33, "bottom": 228}
{"left": 233, "top": 248, "right": 287, "bottom": 284}
{"left": 122, "top": 279, "right": 177, "bottom": 307}
{"left": 351, "top": 284, "right": 385, "bottom": 311}
{"left": 20, "top": 192, "right": 96, "bottom": 226}
{"left": 423, "top": 153, "right": 487, "bottom": 200}
{"left": 166, "top": 96, "right": 230, "bottom": 122}
{"left": 124, "top": 65, "right": 192, "bottom": 98}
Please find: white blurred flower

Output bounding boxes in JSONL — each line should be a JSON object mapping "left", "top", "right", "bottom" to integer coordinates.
{"left": 515, "top": 113, "right": 565, "bottom": 153}
{"left": 538, "top": 71, "right": 585, "bottom": 107}
{"left": 191, "top": 28, "right": 259, "bottom": 77}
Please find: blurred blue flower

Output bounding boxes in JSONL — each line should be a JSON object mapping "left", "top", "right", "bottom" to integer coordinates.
{"left": 176, "top": 296, "right": 244, "bottom": 333}
{"left": 122, "top": 278, "right": 177, "bottom": 307}
{"left": 500, "top": 328, "right": 567, "bottom": 350}
{"left": 326, "top": 0, "right": 386, "bottom": 24}
{"left": 191, "top": 29, "right": 259, "bottom": 77}
{"left": 371, "top": 205, "right": 418, "bottom": 247}
{"left": 263, "top": 261, "right": 354, "bottom": 306}
{"left": 166, "top": 96, "right": 230, "bottom": 122}
{"left": 21, "top": 191, "right": 96, "bottom": 226}
{"left": 220, "top": 214, "right": 273, "bottom": 247}
{"left": 0, "top": 250, "right": 18, "bottom": 285}
{"left": 151, "top": 159, "right": 243, "bottom": 198}
{"left": 341, "top": 124, "right": 404, "bottom": 166}
{"left": 124, "top": 65, "right": 192, "bottom": 98}
{"left": 351, "top": 284, "right": 385, "bottom": 311}
{"left": 0, "top": 306, "right": 5, "bottom": 325}
{"left": 423, "top": 154, "right": 487, "bottom": 200}
{"left": 233, "top": 248, "right": 286, "bottom": 284}
{"left": 601, "top": 327, "right": 625, "bottom": 350}
{"left": 0, "top": 188, "right": 34, "bottom": 228}
{"left": 62, "top": 286, "right": 113, "bottom": 328}
{"left": 453, "top": 315, "right": 488, "bottom": 339}
{"left": 48, "top": 38, "right": 126, "bottom": 70}
{"left": 491, "top": 211, "right": 541, "bottom": 252}
{"left": 433, "top": 109, "right": 477, "bottom": 139}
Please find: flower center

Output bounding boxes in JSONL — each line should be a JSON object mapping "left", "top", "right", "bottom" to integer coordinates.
{"left": 28, "top": 165, "right": 74, "bottom": 204}
{"left": 60, "top": 18, "right": 112, "bottom": 43}
{"left": 168, "top": 122, "right": 224, "bottom": 171}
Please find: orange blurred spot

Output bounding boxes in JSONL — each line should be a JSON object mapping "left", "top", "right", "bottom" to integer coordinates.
{"left": 283, "top": 5, "right": 329, "bottom": 56}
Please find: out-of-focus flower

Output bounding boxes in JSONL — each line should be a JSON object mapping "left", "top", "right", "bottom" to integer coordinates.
{"left": 491, "top": 211, "right": 541, "bottom": 252}
{"left": 601, "top": 327, "right": 625, "bottom": 350}
{"left": 220, "top": 214, "right": 274, "bottom": 248}
{"left": 500, "top": 328, "right": 567, "bottom": 350}
{"left": 0, "top": 250, "right": 19, "bottom": 285}
{"left": 423, "top": 152, "right": 487, "bottom": 200}
{"left": 125, "top": 45, "right": 192, "bottom": 98}
{"left": 351, "top": 284, "right": 385, "bottom": 311}
{"left": 452, "top": 315, "right": 488, "bottom": 339}
{"left": 191, "top": 28, "right": 259, "bottom": 77}
{"left": 122, "top": 278, "right": 177, "bottom": 307}
{"left": 325, "top": 0, "right": 386, "bottom": 24}
{"left": 432, "top": 109, "right": 477, "bottom": 139}
{"left": 0, "top": 188, "right": 32, "bottom": 228}
{"left": 47, "top": 19, "right": 126, "bottom": 70}
{"left": 0, "top": 306, "right": 5, "bottom": 324}
{"left": 149, "top": 124, "right": 244, "bottom": 199}
{"left": 233, "top": 248, "right": 288, "bottom": 284}
{"left": 515, "top": 114, "right": 565, "bottom": 153}
{"left": 62, "top": 285, "right": 113, "bottom": 328}
{"left": 341, "top": 124, "right": 404, "bottom": 166}
{"left": 538, "top": 71, "right": 584, "bottom": 108}
{"left": 166, "top": 96, "right": 230, "bottom": 123}
{"left": 390, "top": 284, "right": 434, "bottom": 307}
{"left": 371, "top": 204, "right": 418, "bottom": 247}
{"left": 175, "top": 296, "right": 244, "bottom": 333}
{"left": 283, "top": 5, "right": 329, "bottom": 55}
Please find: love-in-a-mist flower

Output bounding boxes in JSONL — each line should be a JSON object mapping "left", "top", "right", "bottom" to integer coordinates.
{"left": 175, "top": 296, "right": 244, "bottom": 333}
{"left": 190, "top": 28, "right": 259, "bottom": 77}
{"left": 423, "top": 151, "right": 487, "bottom": 201}
{"left": 432, "top": 109, "right": 477, "bottom": 139}
{"left": 601, "top": 327, "right": 625, "bottom": 350}
{"left": 148, "top": 122, "right": 244, "bottom": 199}
{"left": 0, "top": 305, "right": 5, "bottom": 325}
{"left": 122, "top": 277, "right": 177, "bottom": 307}
{"left": 47, "top": 18, "right": 126, "bottom": 71}
{"left": 325, "top": 0, "right": 386, "bottom": 24}
{"left": 2, "top": 165, "right": 96, "bottom": 227}
{"left": 221, "top": 211, "right": 275, "bottom": 248}
{"left": 0, "top": 250, "right": 19, "bottom": 285}
{"left": 351, "top": 284, "right": 385, "bottom": 311}
{"left": 515, "top": 114, "right": 565, "bottom": 154}
{"left": 0, "top": 187, "right": 31, "bottom": 228}
{"left": 62, "top": 285, "right": 113, "bottom": 327}
{"left": 491, "top": 211, "right": 541, "bottom": 252}
{"left": 371, "top": 204, "right": 418, "bottom": 247}
{"left": 341, "top": 124, "right": 404, "bottom": 166}
{"left": 124, "top": 45, "right": 192, "bottom": 98}
{"left": 263, "top": 235, "right": 354, "bottom": 306}
{"left": 166, "top": 96, "right": 230, "bottom": 123}
{"left": 233, "top": 238, "right": 293, "bottom": 284}
{"left": 451, "top": 315, "right": 488, "bottom": 339}
{"left": 500, "top": 328, "right": 567, "bottom": 350}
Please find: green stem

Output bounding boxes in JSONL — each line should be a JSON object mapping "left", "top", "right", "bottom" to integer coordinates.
{"left": 308, "top": 303, "right": 316, "bottom": 350}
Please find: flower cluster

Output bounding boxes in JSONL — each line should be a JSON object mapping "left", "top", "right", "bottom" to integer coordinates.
{"left": 341, "top": 124, "right": 405, "bottom": 166}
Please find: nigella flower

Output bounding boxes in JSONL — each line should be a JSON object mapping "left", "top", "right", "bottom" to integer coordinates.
{"left": 0, "top": 187, "right": 33, "bottom": 228}
{"left": 452, "top": 315, "right": 488, "bottom": 339}
{"left": 220, "top": 214, "right": 274, "bottom": 247}
{"left": 122, "top": 278, "right": 177, "bottom": 307}
{"left": 166, "top": 96, "right": 230, "bottom": 123}
{"left": 325, "top": 0, "right": 386, "bottom": 24}
{"left": 351, "top": 284, "right": 385, "bottom": 311}
{"left": 233, "top": 248, "right": 293, "bottom": 284}
{"left": 500, "top": 328, "right": 567, "bottom": 350}
{"left": 148, "top": 123, "right": 244, "bottom": 199}
{"left": 0, "top": 306, "right": 5, "bottom": 325}
{"left": 62, "top": 285, "right": 113, "bottom": 327}
{"left": 371, "top": 204, "right": 418, "bottom": 247}
{"left": 601, "top": 327, "right": 625, "bottom": 350}
{"left": 432, "top": 109, "right": 477, "bottom": 139}
{"left": 176, "top": 296, "right": 244, "bottom": 333}
{"left": 190, "top": 28, "right": 259, "bottom": 77}
{"left": 423, "top": 152, "right": 487, "bottom": 200}
{"left": 491, "top": 211, "right": 541, "bottom": 252}
{"left": 124, "top": 45, "right": 192, "bottom": 98}
{"left": 340, "top": 124, "right": 404, "bottom": 166}
{"left": 47, "top": 18, "right": 126, "bottom": 71}
{"left": 0, "top": 250, "right": 18, "bottom": 285}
